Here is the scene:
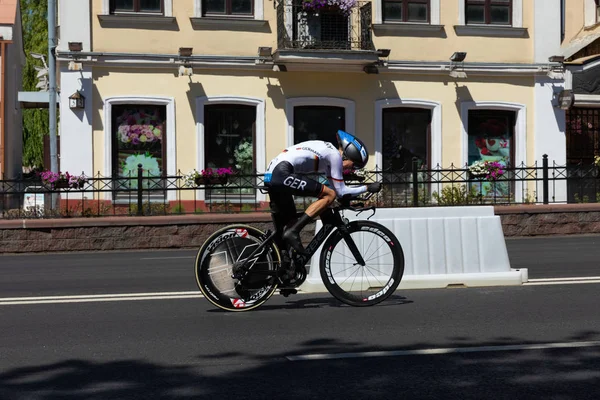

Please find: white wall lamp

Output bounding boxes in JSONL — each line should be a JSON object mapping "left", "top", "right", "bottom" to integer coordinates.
{"left": 178, "top": 65, "right": 194, "bottom": 77}
{"left": 449, "top": 52, "right": 467, "bottom": 79}
{"left": 67, "top": 42, "right": 84, "bottom": 71}
{"left": 547, "top": 55, "right": 565, "bottom": 80}
{"left": 257, "top": 46, "right": 273, "bottom": 65}
{"left": 273, "top": 64, "right": 287, "bottom": 72}
{"left": 178, "top": 47, "right": 194, "bottom": 77}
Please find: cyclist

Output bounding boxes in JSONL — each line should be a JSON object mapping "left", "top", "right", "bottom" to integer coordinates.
{"left": 264, "top": 130, "right": 382, "bottom": 255}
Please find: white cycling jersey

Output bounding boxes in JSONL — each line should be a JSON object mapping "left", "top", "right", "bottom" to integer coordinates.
{"left": 265, "top": 140, "right": 367, "bottom": 197}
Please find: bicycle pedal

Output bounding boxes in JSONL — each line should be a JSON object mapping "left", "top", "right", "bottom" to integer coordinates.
{"left": 280, "top": 288, "right": 298, "bottom": 297}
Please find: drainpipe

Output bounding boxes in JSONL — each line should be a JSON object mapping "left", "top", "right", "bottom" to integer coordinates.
{"left": 48, "top": 0, "right": 58, "bottom": 209}
{"left": 48, "top": 0, "right": 57, "bottom": 176}
{"left": 0, "top": 41, "right": 6, "bottom": 179}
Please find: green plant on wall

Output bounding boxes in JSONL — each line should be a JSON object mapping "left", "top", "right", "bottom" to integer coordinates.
{"left": 432, "top": 184, "right": 483, "bottom": 206}
{"left": 171, "top": 204, "right": 186, "bottom": 214}
{"left": 573, "top": 193, "right": 590, "bottom": 204}
{"left": 128, "top": 202, "right": 171, "bottom": 216}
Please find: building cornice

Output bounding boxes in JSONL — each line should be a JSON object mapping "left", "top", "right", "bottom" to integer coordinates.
{"left": 56, "top": 51, "right": 563, "bottom": 77}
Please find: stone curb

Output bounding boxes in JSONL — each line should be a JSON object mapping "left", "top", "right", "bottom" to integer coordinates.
{"left": 494, "top": 203, "right": 600, "bottom": 214}
{"left": 0, "top": 212, "right": 274, "bottom": 230}
{"left": 2, "top": 204, "right": 600, "bottom": 230}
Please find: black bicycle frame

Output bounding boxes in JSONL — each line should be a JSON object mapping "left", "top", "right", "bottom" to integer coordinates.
{"left": 293, "top": 207, "right": 366, "bottom": 268}
{"left": 233, "top": 206, "right": 368, "bottom": 280}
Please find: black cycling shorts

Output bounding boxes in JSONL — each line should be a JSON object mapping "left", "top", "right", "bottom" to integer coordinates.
{"left": 265, "top": 161, "right": 324, "bottom": 230}
{"left": 265, "top": 161, "right": 324, "bottom": 198}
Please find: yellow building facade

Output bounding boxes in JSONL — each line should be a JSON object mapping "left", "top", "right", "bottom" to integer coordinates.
{"left": 56, "top": 0, "right": 595, "bottom": 206}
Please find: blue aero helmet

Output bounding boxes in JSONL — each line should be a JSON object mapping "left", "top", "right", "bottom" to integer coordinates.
{"left": 336, "top": 130, "right": 369, "bottom": 169}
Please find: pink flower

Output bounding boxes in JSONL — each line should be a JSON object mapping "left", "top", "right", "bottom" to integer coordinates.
{"left": 130, "top": 133, "right": 140, "bottom": 145}
{"left": 141, "top": 126, "right": 155, "bottom": 142}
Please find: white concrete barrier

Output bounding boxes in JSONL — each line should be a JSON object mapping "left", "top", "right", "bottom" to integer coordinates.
{"left": 299, "top": 206, "right": 528, "bottom": 293}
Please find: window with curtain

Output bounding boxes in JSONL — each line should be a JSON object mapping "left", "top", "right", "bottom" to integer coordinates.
{"left": 383, "top": 0, "right": 429, "bottom": 23}
{"left": 465, "top": 0, "right": 512, "bottom": 25}
{"left": 110, "top": 0, "right": 163, "bottom": 13}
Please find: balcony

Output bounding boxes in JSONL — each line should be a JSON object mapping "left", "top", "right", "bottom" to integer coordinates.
{"left": 274, "top": 0, "right": 378, "bottom": 68}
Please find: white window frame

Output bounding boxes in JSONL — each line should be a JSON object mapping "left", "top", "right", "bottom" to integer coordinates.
{"left": 459, "top": 0, "right": 522, "bottom": 27}
{"left": 285, "top": 97, "right": 355, "bottom": 150}
{"left": 102, "top": 0, "right": 173, "bottom": 16}
{"left": 103, "top": 96, "right": 177, "bottom": 202}
{"left": 196, "top": 96, "right": 266, "bottom": 202}
{"left": 374, "top": 98, "right": 442, "bottom": 171}
{"left": 375, "top": 0, "right": 440, "bottom": 25}
{"left": 460, "top": 101, "right": 527, "bottom": 202}
{"left": 194, "top": 0, "right": 264, "bottom": 20}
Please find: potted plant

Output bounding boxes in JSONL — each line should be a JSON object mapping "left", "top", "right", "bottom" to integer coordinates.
{"left": 302, "top": 0, "right": 357, "bottom": 15}
{"left": 234, "top": 139, "right": 254, "bottom": 175}
{"left": 467, "top": 160, "right": 506, "bottom": 198}
{"left": 39, "top": 170, "right": 88, "bottom": 190}
{"left": 467, "top": 160, "right": 505, "bottom": 181}
{"left": 183, "top": 167, "right": 234, "bottom": 187}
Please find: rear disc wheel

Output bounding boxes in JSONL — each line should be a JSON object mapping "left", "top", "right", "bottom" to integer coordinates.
{"left": 195, "top": 225, "right": 281, "bottom": 312}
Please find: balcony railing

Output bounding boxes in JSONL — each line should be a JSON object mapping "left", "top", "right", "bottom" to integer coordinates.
{"left": 3, "top": 156, "right": 600, "bottom": 219}
{"left": 276, "top": 0, "right": 374, "bottom": 51}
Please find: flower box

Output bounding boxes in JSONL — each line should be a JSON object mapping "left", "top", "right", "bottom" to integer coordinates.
{"left": 183, "top": 167, "right": 234, "bottom": 188}
{"left": 194, "top": 176, "right": 229, "bottom": 186}
{"left": 39, "top": 170, "right": 88, "bottom": 190}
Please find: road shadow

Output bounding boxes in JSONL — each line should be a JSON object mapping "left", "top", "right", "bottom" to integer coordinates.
{"left": 1, "top": 333, "right": 600, "bottom": 399}
{"left": 205, "top": 294, "right": 413, "bottom": 312}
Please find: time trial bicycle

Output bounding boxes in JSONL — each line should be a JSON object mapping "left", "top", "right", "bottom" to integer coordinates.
{"left": 194, "top": 192, "right": 405, "bottom": 312}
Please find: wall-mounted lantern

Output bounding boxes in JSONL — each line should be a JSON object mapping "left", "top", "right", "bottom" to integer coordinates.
{"left": 69, "top": 91, "right": 85, "bottom": 109}
{"left": 557, "top": 89, "right": 574, "bottom": 110}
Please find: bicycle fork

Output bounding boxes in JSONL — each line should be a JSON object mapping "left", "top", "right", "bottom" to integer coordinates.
{"left": 322, "top": 209, "right": 366, "bottom": 267}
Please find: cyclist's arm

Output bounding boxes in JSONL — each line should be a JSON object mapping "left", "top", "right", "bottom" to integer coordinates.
{"left": 327, "top": 153, "right": 367, "bottom": 198}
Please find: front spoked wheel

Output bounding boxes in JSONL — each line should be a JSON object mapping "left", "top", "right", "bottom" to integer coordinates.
{"left": 195, "top": 225, "right": 281, "bottom": 312}
{"left": 320, "top": 220, "right": 404, "bottom": 306}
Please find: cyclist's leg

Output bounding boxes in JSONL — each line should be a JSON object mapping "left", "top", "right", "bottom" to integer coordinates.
{"left": 283, "top": 184, "right": 336, "bottom": 253}
{"left": 267, "top": 161, "right": 325, "bottom": 253}
{"left": 266, "top": 188, "right": 298, "bottom": 282}
{"left": 267, "top": 188, "right": 297, "bottom": 250}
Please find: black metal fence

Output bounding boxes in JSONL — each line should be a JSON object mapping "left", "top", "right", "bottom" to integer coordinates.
{"left": 2, "top": 155, "right": 600, "bottom": 219}
{"left": 276, "top": 0, "right": 374, "bottom": 51}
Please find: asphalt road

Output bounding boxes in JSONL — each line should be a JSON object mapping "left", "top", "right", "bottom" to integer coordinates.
{"left": 1, "top": 235, "right": 600, "bottom": 399}
{"left": 1, "top": 234, "right": 600, "bottom": 297}
{"left": 1, "top": 284, "right": 600, "bottom": 399}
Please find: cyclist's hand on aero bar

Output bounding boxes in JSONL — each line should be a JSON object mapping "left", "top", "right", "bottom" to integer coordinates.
{"left": 367, "top": 182, "right": 382, "bottom": 193}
